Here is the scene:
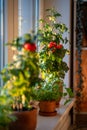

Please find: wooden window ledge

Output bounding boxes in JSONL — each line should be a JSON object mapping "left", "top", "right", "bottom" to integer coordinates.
{"left": 36, "top": 98, "right": 75, "bottom": 130}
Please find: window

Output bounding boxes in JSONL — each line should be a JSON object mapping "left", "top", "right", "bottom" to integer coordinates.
{"left": 0, "top": 0, "right": 39, "bottom": 86}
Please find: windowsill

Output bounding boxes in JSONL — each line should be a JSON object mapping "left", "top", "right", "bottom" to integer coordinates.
{"left": 36, "top": 98, "right": 75, "bottom": 130}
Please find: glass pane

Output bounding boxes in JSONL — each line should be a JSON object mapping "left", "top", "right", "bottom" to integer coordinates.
{"left": 18, "top": 0, "right": 33, "bottom": 36}
{"left": 18, "top": 0, "right": 39, "bottom": 36}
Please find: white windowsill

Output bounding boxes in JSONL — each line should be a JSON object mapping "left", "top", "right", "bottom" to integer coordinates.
{"left": 36, "top": 98, "right": 75, "bottom": 130}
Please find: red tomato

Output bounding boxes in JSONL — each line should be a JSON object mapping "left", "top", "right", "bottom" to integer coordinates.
{"left": 48, "top": 42, "right": 57, "bottom": 48}
{"left": 56, "top": 44, "right": 63, "bottom": 49}
{"left": 24, "top": 43, "right": 36, "bottom": 52}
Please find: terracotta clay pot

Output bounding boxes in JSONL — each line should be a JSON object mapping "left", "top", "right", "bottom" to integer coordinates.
{"left": 9, "top": 108, "right": 37, "bottom": 130}
{"left": 39, "top": 101, "right": 57, "bottom": 116}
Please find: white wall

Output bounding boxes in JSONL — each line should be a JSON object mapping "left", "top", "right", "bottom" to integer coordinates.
{"left": 43, "top": 0, "right": 71, "bottom": 87}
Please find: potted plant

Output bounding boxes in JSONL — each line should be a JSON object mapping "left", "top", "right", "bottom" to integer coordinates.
{"left": 0, "top": 32, "right": 41, "bottom": 130}
{"left": 32, "top": 78, "right": 62, "bottom": 116}
{"left": 32, "top": 76, "right": 73, "bottom": 117}
{"left": 37, "top": 8, "right": 70, "bottom": 106}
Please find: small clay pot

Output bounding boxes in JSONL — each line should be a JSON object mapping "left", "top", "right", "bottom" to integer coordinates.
{"left": 39, "top": 101, "right": 57, "bottom": 116}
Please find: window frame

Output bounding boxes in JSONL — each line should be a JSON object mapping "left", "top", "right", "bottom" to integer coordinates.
{"left": 0, "top": 0, "right": 8, "bottom": 86}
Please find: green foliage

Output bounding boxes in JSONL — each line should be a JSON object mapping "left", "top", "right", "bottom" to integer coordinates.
{"left": 6, "top": 32, "right": 37, "bottom": 51}
{"left": 65, "top": 88, "right": 74, "bottom": 97}
{"left": 36, "top": 8, "right": 73, "bottom": 103}
{"left": 38, "top": 8, "right": 68, "bottom": 43}
{"left": 0, "top": 33, "right": 40, "bottom": 110}
{"left": 32, "top": 80, "right": 73, "bottom": 102}
{"left": 38, "top": 8, "right": 69, "bottom": 81}
{"left": 0, "top": 87, "right": 16, "bottom": 128}
{"left": 32, "top": 80, "right": 63, "bottom": 101}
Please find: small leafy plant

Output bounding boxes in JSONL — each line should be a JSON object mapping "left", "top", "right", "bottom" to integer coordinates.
{"left": 32, "top": 80, "right": 62, "bottom": 101}
{"left": 32, "top": 79, "right": 73, "bottom": 104}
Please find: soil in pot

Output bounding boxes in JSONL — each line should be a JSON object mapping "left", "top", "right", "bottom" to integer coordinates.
{"left": 9, "top": 108, "right": 37, "bottom": 130}
{"left": 39, "top": 101, "right": 57, "bottom": 116}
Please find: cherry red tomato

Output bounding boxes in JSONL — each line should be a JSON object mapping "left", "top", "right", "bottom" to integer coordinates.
{"left": 56, "top": 44, "right": 63, "bottom": 49}
{"left": 48, "top": 42, "right": 57, "bottom": 48}
{"left": 24, "top": 43, "right": 36, "bottom": 52}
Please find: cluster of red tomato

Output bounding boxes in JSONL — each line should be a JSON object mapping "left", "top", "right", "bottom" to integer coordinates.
{"left": 23, "top": 41, "right": 63, "bottom": 52}
{"left": 48, "top": 41, "right": 63, "bottom": 52}
{"left": 23, "top": 43, "right": 36, "bottom": 52}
